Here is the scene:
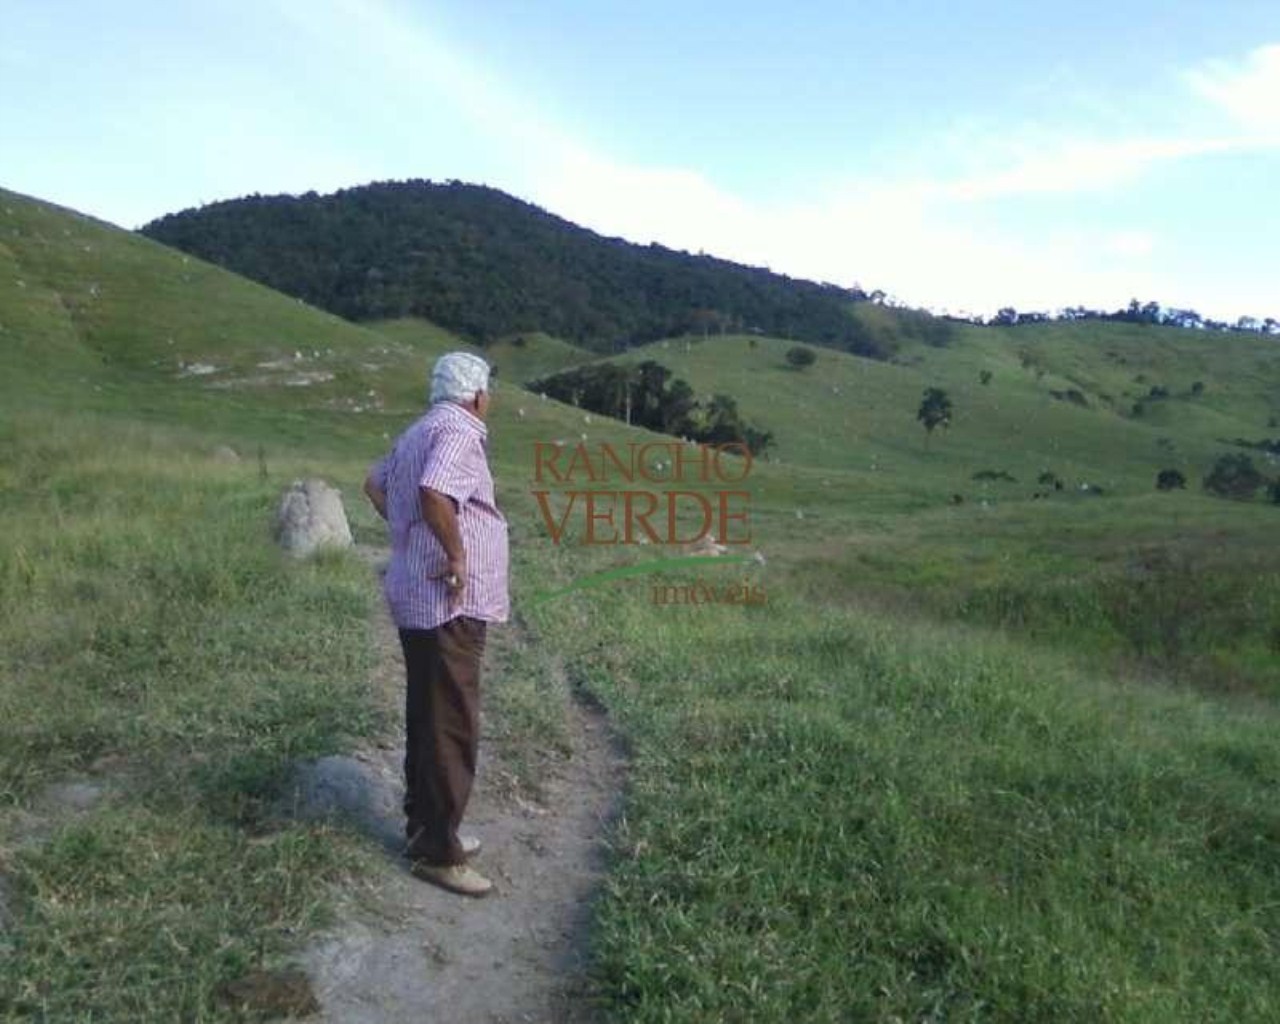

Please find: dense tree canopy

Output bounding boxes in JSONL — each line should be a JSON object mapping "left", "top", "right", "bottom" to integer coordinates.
{"left": 986, "top": 298, "right": 1279, "bottom": 336}
{"left": 141, "top": 180, "right": 901, "bottom": 354}
{"left": 530, "top": 360, "right": 773, "bottom": 455}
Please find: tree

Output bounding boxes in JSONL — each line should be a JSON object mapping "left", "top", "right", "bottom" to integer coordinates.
{"left": 1203, "top": 453, "right": 1264, "bottom": 500}
{"left": 844, "top": 316, "right": 889, "bottom": 359}
{"left": 698, "top": 393, "right": 772, "bottom": 454}
{"left": 979, "top": 370, "right": 993, "bottom": 386}
{"left": 1156, "top": 468, "right": 1187, "bottom": 491}
{"left": 917, "top": 387, "right": 953, "bottom": 448}
{"left": 661, "top": 379, "right": 699, "bottom": 437}
{"left": 786, "top": 345, "right": 817, "bottom": 369}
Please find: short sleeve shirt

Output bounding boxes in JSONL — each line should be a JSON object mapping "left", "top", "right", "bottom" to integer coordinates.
{"left": 371, "top": 401, "right": 510, "bottom": 629}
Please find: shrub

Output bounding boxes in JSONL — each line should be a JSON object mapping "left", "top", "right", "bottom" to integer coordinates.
{"left": 1203, "top": 453, "right": 1264, "bottom": 500}
{"left": 1156, "top": 468, "right": 1187, "bottom": 491}
{"left": 785, "top": 345, "right": 816, "bottom": 368}
{"left": 1049, "top": 388, "right": 1089, "bottom": 407}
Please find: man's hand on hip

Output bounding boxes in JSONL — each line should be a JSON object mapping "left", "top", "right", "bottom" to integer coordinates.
{"left": 430, "top": 557, "right": 467, "bottom": 612}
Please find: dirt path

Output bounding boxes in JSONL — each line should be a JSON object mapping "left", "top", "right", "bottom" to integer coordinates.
{"left": 295, "top": 562, "right": 624, "bottom": 1024}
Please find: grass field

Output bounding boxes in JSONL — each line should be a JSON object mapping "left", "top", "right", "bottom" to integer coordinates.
{"left": 367, "top": 318, "right": 594, "bottom": 385}
{"left": 539, "top": 581, "right": 1278, "bottom": 1021}
{"left": 2, "top": 187, "right": 1278, "bottom": 1021}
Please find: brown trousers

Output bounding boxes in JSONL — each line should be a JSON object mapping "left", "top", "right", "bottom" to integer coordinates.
{"left": 399, "top": 616, "right": 487, "bottom": 866}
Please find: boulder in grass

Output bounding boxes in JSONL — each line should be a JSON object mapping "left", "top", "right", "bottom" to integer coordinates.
{"left": 685, "top": 534, "right": 728, "bottom": 557}
{"left": 274, "top": 478, "right": 353, "bottom": 557}
{"left": 289, "top": 754, "right": 400, "bottom": 839}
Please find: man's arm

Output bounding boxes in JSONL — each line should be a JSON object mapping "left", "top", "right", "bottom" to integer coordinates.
{"left": 364, "top": 471, "right": 388, "bottom": 520}
{"left": 421, "top": 487, "right": 466, "bottom": 605}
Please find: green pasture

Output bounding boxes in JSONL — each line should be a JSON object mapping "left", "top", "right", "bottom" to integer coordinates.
{"left": 538, "top": 580, "right": 1278, "bottom": 1022}
{"left": 1, "top": 187, "right": 1277, "bottom": 1021}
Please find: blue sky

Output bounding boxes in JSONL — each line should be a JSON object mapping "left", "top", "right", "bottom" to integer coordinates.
{"left": 4, "top": 1, "right": 1278, "bottom": 321}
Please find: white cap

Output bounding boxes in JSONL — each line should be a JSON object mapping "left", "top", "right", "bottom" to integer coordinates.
{"left": 430, "top": 351, "right": 491, "bottom": 405}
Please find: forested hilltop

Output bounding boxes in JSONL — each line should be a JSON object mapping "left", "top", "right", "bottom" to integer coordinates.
{"left": 141, "top": 180, "right": 945, "bottom": 354}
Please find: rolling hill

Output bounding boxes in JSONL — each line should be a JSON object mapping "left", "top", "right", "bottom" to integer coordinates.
{"left": 3, "top": 184, "right": 1279, "bottom": 1022}
{"left": 138, "top": 179, "right": 922, "bottom": 354}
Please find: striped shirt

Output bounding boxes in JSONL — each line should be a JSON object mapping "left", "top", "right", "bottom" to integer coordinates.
{"left": 371, "top": 401, "right": 510, "bottom": 630}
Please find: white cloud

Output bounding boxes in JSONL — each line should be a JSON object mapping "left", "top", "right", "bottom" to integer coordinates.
{"left": 521, "top": 116, "right": 1221, "bottom": 316}
{"left": 269, "top": 0, "right": 579, "bottom": 170}
{"left": 1187, "top": 43, "right": 1280, "bottom": 136}
{"left": 519, "top": 42, "right": 1279, "bottom": 319}
{"left": 531, "top": 151, "right": 766, "bottom": 258}
{"left": 933, "top": 136, "right": 1237, "bottom": 202}
{"left": 528, "top": 155, "right": 1164, "bottom": 317}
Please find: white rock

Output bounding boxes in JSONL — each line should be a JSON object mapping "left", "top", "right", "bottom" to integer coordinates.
{"left": 274, "top": 479, "right": 353, "bottom": 558}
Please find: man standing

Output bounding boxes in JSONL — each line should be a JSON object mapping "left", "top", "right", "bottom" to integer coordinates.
{"left": 364, "top": 352, "right": 509, "bottom": 897}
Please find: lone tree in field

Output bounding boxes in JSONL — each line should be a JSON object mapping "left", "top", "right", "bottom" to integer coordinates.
{"left": 1156, "top": 468, "right": 1187, "bottom": 491}
{"left": 917, "top": 387, "right": 953, "bottom": 448}
{"left": 1203, "top": 453, "right": 1264, "bottom": 500}
{"left": 786, "top": 344, "right": 817, "bottom": 369}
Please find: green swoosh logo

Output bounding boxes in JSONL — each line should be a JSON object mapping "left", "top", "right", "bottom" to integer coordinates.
{"left": 524, "top": 553, "right": 761, "bottom": 607}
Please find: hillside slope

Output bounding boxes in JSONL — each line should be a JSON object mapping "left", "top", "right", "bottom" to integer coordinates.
{"left": 524, "top": 324, "right": 1279, "bottom": 502}
{"left": 139, "top": 179, "right": 895, "bottom": 352}
{"left": 4, "top": 187, "right": 1280, "bottom": 1023}
{"left": 1, "top": 188, "right": 498, "bottom": 446}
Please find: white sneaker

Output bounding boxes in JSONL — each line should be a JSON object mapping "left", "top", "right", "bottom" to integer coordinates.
{"left": 411, "top": 861, "right": 494, "bottom": 897}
